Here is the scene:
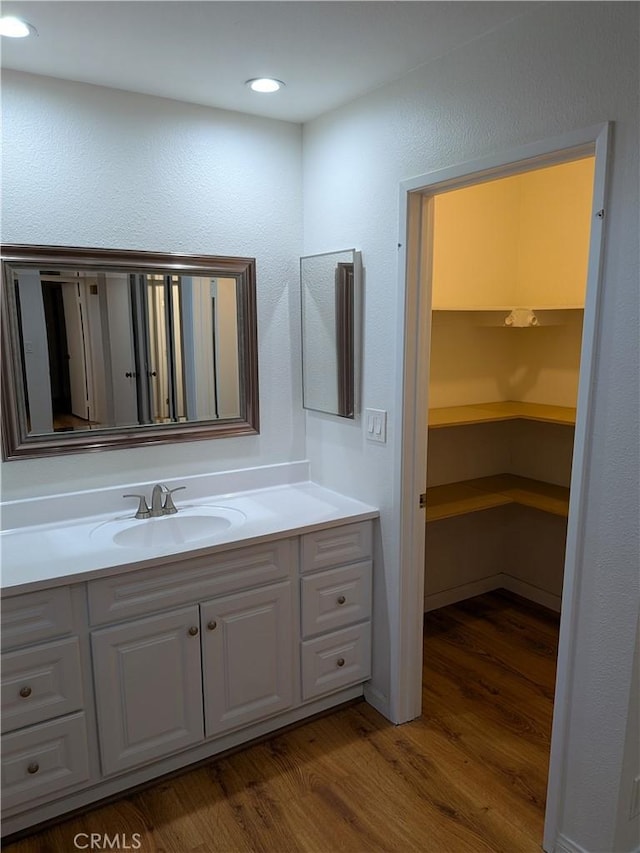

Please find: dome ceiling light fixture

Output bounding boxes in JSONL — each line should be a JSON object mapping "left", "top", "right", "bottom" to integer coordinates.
{"left": 245, "top": 78, "right": 285, "bottom": 94}
{"left": 0, "top": 15, "right": 38, "bottom": 37}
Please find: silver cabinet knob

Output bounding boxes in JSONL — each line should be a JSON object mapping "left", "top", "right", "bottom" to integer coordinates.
{"left": 188, "top": 626, "right": 199, "bottom": 637}
{"left": 207, "top": 620, "right": 217, "bottom": 631}
{"left": 27, "top": 762, "right": 39, "bottom": 775}
{"left": 337, "top": 595, "right": 346, "bottom": 606}
{"left": 19, "top": 686, "right": 32, "bottom": 698}
{"left": 337, "top": 657, "right": 345, "bottom": 668}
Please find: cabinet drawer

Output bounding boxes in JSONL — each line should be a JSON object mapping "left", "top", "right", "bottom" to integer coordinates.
{"left": 301, "top": 522, "right": 372, "bottom": 574}
{"left": 1, "top": 638, "right": 84, "bottom": 734}
{"left": 301, "top": 623, "right": 371, "bottom": 701}
{"left": 1, "top": 587, "right": 73, "bottom": 650}
{"left": 301, "top": 561, "right": 372, "bottom": 639}
{"left": 1, "top": 712, "right": 90, "bottom": 812}
{"left": 88, "top": 539, "right": 295, "bottom": 625}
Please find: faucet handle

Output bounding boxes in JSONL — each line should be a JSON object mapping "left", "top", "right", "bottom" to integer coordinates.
{"left": 123, "top": 494, "right": 151, "bottom": 519}
{"left": 162, "top": 486, "right": 186, "bottom": 515}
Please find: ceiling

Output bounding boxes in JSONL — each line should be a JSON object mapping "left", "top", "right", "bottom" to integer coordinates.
{"left": 1, "top": 1, "right": 541, "bottom": 123}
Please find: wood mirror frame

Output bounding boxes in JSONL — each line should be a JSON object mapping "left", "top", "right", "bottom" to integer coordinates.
{"left": 1, "top": 245, "right": 259, "bottom": 460}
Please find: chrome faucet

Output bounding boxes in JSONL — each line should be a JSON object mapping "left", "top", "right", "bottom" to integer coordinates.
{"left": 150, "top": 484, "right": 165, "bottom": 517}
{"left": 123, "top": 484, "right": 186, "bottom": 519}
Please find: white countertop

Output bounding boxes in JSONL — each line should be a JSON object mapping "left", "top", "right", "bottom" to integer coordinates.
{"left": 0, "top": 481, "right": 378, "bottom": 595}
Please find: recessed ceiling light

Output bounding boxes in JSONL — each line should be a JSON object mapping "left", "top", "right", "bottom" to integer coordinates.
{"left": 245, "top": 78, "right": 285, "bottom": 94}
{"left": 0, "top": 15, "right": 37, "bottom": 38}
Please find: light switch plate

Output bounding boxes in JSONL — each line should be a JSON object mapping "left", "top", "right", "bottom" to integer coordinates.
{"left": 365, "top": 408, "right": 387, "bottom": 443}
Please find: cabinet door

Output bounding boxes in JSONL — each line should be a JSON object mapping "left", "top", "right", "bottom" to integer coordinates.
{"left": 91, "top": 606, "right": 204, "bottom": 776}
{"left": 201, "top": 582, "right": 294, "bottom": 737}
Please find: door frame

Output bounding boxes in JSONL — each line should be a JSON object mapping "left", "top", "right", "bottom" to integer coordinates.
{"left": 395, "top": 122, "right": 611, "bottom": 850}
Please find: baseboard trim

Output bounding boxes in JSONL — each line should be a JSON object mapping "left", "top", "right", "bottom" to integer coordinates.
{"left": 424, "top": 575, "right": 502, "bottom": 612}
{"left": 552, "top": 833, "right": 638, "bottom": 853}
{"left": 363, "top": 684, "right": 392, "bottom": 721}
{"left": 424, "top": 573, "right": 561, "bottom": 613}
{"left": 554, "top": 834, "right": 589, "bottom": 853}
{"left": 500, "top": 574, "right": 562, "bottom": 612}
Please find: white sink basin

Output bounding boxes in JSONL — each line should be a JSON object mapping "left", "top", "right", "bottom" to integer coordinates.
{"left": 91, "top": 505, "right": 246, "bottom": 549}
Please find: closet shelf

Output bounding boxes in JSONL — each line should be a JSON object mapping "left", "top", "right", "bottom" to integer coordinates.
{"left": 430, "top": 306, "right": 583, "bottom": 327}
{"left": 425, "top": 474, "right": 570, "bottom": 522}
{"left": 428, "top": 401, "right": 576, "bottom": 429}
{"left": 431, "top": 305, "right": 584, "bottom": 312}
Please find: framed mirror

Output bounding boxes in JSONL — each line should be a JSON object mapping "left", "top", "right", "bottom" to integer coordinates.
{"left": 1, "top": 245, "right": 259, "bottom": 460}
{"left": 300, "top": 249, "right": 361, "bottom": 418}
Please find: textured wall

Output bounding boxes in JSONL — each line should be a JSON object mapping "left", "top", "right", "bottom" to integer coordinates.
{"left": 1, "top": 71, "right": 304, "bottom": 497}
{"left": 302, "top": 3, "right": 639, "bottom": 851}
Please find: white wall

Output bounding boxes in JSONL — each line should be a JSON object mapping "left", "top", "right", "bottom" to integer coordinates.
{"left": 0, "top": 70, "right": 304, "bottom": 498}
{"left": 302, "top": 4, "right": 639, "bottom": 852}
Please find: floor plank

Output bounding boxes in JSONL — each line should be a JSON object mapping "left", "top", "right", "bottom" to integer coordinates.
{"left": 3, "top": 590, "right": 559, "bottom": 852}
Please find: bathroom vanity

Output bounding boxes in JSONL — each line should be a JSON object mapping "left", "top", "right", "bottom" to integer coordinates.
{"left": 0, "top": 470, "right": 377, "bottom": 836}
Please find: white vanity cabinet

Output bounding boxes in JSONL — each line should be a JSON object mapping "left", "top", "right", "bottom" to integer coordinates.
{"left": 1, "top": 513, "right": 376, "bottom": 837}
{"left": 0, "top": 587, "right": 92, "bottom": 812}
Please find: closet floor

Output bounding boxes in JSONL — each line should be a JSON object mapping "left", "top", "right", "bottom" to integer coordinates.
{"left": 3, "top": 591, "right": 559, "bottom": 853}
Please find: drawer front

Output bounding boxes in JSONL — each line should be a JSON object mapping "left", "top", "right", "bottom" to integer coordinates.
{"left": 301, "top": 623, "right": 371, "bottom": 701}
{"left": 301, "top": 522, "right": 372, "bottom": 574}
{"left": 1, "top": 712, "right": 90, "bottom": 812}
{"left": 88, "top": 539, "right": 295, "bottom": 625}
{"left": 1, "top": 638, "right": 84, "bottom": 734}
{"left": 1, "top": 587, "right": 73, "bottom": 650}
{"left": 301, "top": 561, "right": 372, "bottom": 639}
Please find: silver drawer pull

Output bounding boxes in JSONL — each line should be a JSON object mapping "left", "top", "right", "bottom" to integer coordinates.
{"left": 188, "top": 626, "right": 199, "bottom": 637}
{"left": 19, "top": 686, "right": 32, "bottom": 698}
{"left": 337, "top": 657, "right": 345, "bottom": 668}
{"left": 336, "top": 595, "right": 346, "bottom": 606}
{"left": 27, "top": 762, "right": 39, "bottom": 775}
{"left": 207, "top": 620, "right": 217, "bottom": 631}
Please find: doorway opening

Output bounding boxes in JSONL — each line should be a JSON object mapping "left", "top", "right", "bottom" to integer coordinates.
{"left": 397, "top": 124, "right": 610, "bottom": 851}
{"left": 423, "top": 153, "right": 594, "bottom": 843}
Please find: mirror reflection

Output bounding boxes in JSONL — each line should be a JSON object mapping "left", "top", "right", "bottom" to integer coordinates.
{"left": 300, "top": 249, "right": 360, "bottom": 418}
{"left": 1, "top": 246, "right": 259, "bottom": 459}
{"left": 18, "top": 269, "right": 239, "bottom": 433}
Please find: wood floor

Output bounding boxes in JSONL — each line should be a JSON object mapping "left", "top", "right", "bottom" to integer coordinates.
{"left": 3, "top": 591, "right": 560, "bottom": 853}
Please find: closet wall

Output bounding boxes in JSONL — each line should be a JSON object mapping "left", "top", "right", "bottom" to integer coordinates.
{"left": 424, "top": 157, "right": 595, "bottom": 612}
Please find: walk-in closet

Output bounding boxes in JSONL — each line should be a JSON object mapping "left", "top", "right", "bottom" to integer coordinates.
{"left": 424, "top": 156, "right": 595, "bottom": 614}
